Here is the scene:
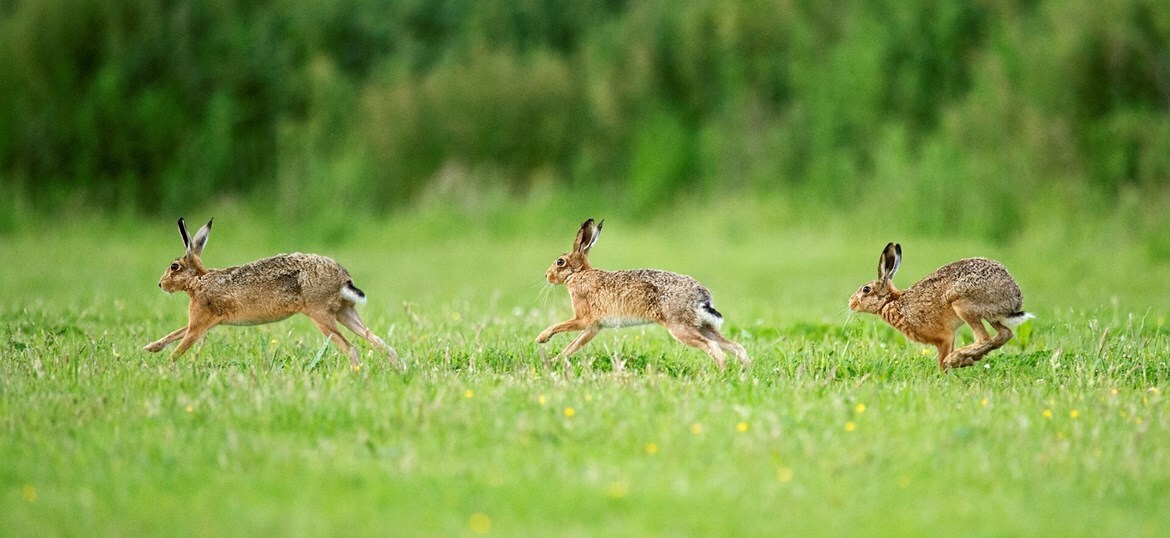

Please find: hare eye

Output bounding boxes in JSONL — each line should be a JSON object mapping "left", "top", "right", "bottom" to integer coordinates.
{"left": 170, "top": 262, "right": 181, "bottom": 271}
{"left": 862, "top": 285, "right": 872, "bottom": 294}
{"left": 556, "top": 258, "right": 566, "bottom": 267}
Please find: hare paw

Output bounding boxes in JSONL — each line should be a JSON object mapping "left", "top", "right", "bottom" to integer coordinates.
{"left": 942, "top": 352, "right": 976, "bottom": 369}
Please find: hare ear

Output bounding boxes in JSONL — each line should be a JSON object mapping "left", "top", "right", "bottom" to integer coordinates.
{"left": 572, "top": 218, "right": 599, "bottom": 254}
{"left": 190, "top": 218, "right": 213, "bottom": 258}
{"left": 178, "top": 218, "right": 191, "bottom": 250}
{"left": 584, "top": 219, "right": 603, "bottom": 254}
{"left": 879, "top": 242, "right": 901, "bottom": 282}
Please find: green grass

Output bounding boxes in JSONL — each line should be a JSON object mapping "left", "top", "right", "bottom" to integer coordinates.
{"left": 2, "top": 199, "right": 1169, "bottom": 536}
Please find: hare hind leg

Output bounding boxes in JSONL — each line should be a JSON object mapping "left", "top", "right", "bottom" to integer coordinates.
{"left": 667, "top": 324, "right": 727, "bottom": 369}
{"left": 699, "top": 325, "right": 750, "bottom": 367}
{"left": 337, "top": 305, "right": 402, "bottom": 370}
{"left": 307, "top": 311, "right": 361, "bottom": 367}
{"left": 945, "top": 305, "right": 1009, "bottom": 368}
{"left": 986, "top": 320, "right": 1014, "bottom": 351}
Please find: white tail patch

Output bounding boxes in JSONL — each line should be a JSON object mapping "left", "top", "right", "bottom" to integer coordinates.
{"left": 697, "top": 305, "right": 724, "bottom": 328}
{"left": 341, "top": 284, "right": 366, "bottom": 305}
{"left": 1001, "top": 312, "right": 1035, "bottom": 329}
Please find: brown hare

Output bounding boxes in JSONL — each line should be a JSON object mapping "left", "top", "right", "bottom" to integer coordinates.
{"left": 849, "top": 242, "right": 1033, "bottom": 370}
{"left": 536, "top": 218, "right": 749, "bottom": 369}
{"left": 144, "top": 218, "right": 401, "bottom": 370}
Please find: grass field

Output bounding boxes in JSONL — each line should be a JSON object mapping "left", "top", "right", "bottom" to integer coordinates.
{"left": 2, "top": 198, "right": 1169, "bottom": 536}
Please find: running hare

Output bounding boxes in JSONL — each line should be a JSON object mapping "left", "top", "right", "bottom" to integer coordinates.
{"left": 536, "top": 218, "right": 749, "bottom": 369}
{"left": 144, "top": 218, "right": 401, "bottom": 369}
{"left": 849, "top": 242, "right": 1032, "bottom": 370}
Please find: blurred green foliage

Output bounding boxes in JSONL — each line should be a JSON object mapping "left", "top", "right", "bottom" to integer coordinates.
{"left": 2, "top": 0, "right": 1169, "bottom": 232}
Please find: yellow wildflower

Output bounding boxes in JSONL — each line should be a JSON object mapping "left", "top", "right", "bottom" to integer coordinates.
{"left": 777, "top": 468, "right": 793, "bottom": 483}
{"left": 469, "top": 513, "right": 491, "bottom": 534}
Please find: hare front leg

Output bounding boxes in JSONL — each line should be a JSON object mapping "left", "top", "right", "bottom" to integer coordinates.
{"left": 170, "top": 318, "right": 220, "bottom": 360}
{"left": 933, "top": 337, "right": 954, "bottom": 371}
{"left": 537, "top": 318, "right": 589, "bottom": 344}
{"left": 145, "top": 327, "right": 188, "bottom": 352}
{"left": 554, "top": 325, "right": 601, "bottom": 360}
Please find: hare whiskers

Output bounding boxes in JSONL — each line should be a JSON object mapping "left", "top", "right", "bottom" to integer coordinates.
{"left": 535, "top": 280, "right": 556, "bottom": 305}
{"left": 840, "top": 307, "right": 857, "bottom": 328}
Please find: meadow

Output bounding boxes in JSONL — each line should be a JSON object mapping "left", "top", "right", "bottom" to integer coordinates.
{"left": 3, "top": 1, "right": 1170, "bottom": 535}
{"left": 2, "top": 196, "right": 1168, "bottom": 536}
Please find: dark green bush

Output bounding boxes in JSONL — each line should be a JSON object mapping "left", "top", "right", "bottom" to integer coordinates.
{"left": 1, "top": 0, "right": 1168, "bottom": 238}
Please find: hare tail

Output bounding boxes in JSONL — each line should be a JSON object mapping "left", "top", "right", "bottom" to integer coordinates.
{"left": 698, "top": 301, "right": 724, "bottom": 328}
{"left": 341, "top": 281, "right": 367, "bottom": 305}
{"left": 1002, "top": 311, "right": 1035, "bottom": 329}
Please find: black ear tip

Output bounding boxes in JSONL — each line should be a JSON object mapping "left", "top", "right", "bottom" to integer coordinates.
{"left": 207, "top": 218, "right": 214, "bottom": 228}
{"left": 894, "top": 243, "right": 902, "bottom": 254}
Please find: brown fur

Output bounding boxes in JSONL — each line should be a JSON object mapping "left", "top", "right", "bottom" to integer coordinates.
{"left": 536, "top": 218, "right": 749, "bottom": 369}
{"left": 849, "top": 243, "right": 1029, "bottom": 370}
{"left": 144, "top": 218, "right": 400, "bottom": 369}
